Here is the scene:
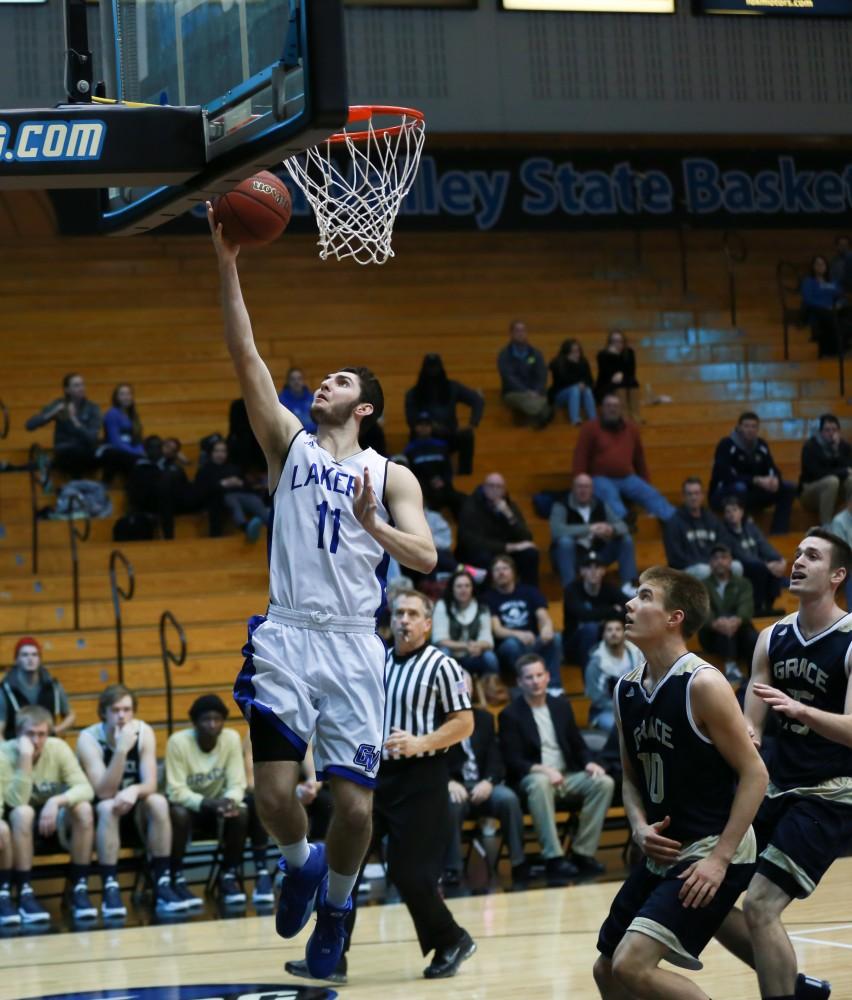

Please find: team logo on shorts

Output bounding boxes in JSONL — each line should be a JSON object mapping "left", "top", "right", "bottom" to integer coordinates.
{"left": 353, "top": 743, "right": 381, "bottom": 772}
{"left": 27, "top": 984, "right": 337, "bottom": 1000}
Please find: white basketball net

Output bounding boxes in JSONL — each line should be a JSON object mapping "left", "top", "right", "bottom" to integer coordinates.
{"left": 284, "top": 109, "right": 426, "bottom": 266}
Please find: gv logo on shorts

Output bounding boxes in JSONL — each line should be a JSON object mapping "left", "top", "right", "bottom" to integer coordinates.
{"left": 353, "top": 743, "right": 381, "bottom": 772}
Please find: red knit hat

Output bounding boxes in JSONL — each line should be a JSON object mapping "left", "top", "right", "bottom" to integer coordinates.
{"left": 14, "top": 636, "right": 42, "bottom": 658}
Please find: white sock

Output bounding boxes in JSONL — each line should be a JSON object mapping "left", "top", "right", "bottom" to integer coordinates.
{"left": 326, "top": 868, "right": 357, "bottom": 908}
{"left": 278, "top": 838, "right": 310, "bottom": 870}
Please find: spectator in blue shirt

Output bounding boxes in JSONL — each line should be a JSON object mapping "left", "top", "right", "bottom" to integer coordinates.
{"left": 278, "top": 367, "right": 316, "bottom": 432}
{"left": 497, "top": 320, "right": 551, "bottom": 428}
{"left": 801, "top": 254, "right": 850, "bottom": 356}
{"left": 100, "top": 383, "right": 145, "bottom": 481}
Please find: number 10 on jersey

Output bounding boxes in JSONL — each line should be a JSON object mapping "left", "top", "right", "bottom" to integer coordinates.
{"left": 316, "top": 501, "right": 342, "bottom": 553}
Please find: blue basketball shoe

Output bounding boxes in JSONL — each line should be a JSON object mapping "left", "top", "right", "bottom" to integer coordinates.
{"left": 305, "top": 882, "right": 352, "bottom": 980}
{"left": 275, "top": 842, "right": 328, "bottom": 939}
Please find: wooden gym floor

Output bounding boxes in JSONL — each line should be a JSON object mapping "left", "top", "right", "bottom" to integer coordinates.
{"left": 3, "top": 858, "right": 851, "bottom": 1000}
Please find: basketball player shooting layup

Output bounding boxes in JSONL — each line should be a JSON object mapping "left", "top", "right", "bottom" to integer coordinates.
{"left": 593, "top": 567, "right": 768, "bottom": 1000}
{"left": 206, "top": 205, "right": 437, "bottom": 978}
{"left": 715, "top": 528, "right": 852, "bottom": 1000}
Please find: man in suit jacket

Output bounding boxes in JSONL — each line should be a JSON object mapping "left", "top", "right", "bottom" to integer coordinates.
{"left": 444, "top": 679, "right": 527, "bottom": 890}
{"left": 499, "top": 653, "right": 615, "bottom": 886}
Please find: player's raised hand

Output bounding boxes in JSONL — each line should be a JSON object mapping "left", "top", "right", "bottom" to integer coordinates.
{"left": 634, "top": 815, "right": 683, "bottom": 864}
{"left": 206, "top": 201, "right": 240, "bottom": 263}
{"left": 753, "top": 683, "right": 807, "bottom": 721}
{"left": 353, "top": 466, "right": 378, "bottom": 530}
{"left": 677, "top": 854, "right": 727, "bottom": 908}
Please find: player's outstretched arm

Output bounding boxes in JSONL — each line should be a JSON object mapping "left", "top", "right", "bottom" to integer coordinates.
{"left": 742, "top": 624, "right": 773, "bottom": 747}
{"left": 206, "top": 203, "right": 301, "bottom": 473}
{"left": 678, "top": 668, "right": 768, "bottom": 908}
{"left": 754, "top": 665, "right": 852, "bottom": 748}
{"left": 357, "top": 462, "right": 437, "bottom": 573}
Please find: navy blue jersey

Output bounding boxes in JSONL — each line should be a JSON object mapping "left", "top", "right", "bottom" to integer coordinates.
{"left": 81, "top": 721, "right": 143, "bottom": 790}
{"left": 617, "top": 653, "right": 737, "bottom": 849}
{"left": 766, "top": 612, "right": 852, "bottom": 796}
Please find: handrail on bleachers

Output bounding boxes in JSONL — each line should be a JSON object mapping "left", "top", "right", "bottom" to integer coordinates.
{"left": 832, "top": 299, "right": 846, "bottom": 397}
{"left": 109, "top": 549, "right": 135, "bottom": 684}
{"left": 776, "top": 259, "right": 805, "bottom": 362}
{"left": 28, "top": 442, "right": 47, "bottom": 574}
{"left": 160, "top": 610, "right": 187, "bottom": 736}
{"left": 67, "top": 494, "right": 90, "bottom": 631}
{"left": 723, "top": 230, "right": 747, "bottom": 328}
{"left": 0, "top": 398, "right": 8, "bottom": 440}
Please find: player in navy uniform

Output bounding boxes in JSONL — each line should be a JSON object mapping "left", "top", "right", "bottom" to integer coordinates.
{"left": 593, "top": 567, "right": 768, "bottom": 1000}
{"left": 715, "top": 529, "right": 852, "bottom": 1000}
{"left": 208, "top": 207, "right": 436, "bottom": 978}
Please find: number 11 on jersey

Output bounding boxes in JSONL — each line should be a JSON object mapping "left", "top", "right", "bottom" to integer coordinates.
{"left": 316, "top": 500, "right": 342, "bottom": 553}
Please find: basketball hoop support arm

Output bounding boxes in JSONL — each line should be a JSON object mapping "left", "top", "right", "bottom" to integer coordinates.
{"left": 63, "top": 0, "right": 100, "bottom": 103}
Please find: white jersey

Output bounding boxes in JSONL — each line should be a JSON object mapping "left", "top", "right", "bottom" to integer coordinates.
{"left": 269, "top": 429, "right": 391, "bottom": 621}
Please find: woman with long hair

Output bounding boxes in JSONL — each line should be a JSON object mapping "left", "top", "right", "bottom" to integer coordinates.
{"left": 594, "top": 329, "right": 640, "bottom": 421}
{"left": 100, "top": 383, "right": 145, "bottom": 480}
{"left": 800, "top": 254, "right": 850, "bottom": 357}
{"left": 548, "top": 338, "right": 596, "bottom": 425}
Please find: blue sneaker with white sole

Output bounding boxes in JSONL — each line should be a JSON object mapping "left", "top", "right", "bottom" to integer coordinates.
{"left": 305, "top": 883, "right": 352, "bottom": 980}
{"left": 275, "top": 842, "right": 328, "bottom": 940}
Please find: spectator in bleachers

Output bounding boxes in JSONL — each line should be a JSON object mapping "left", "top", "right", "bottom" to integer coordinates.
{"left": 698, "top": 544, "right": 759, "bottom": 685}
{"left": 194, "top": 438, "right": 267, "bottom": 542}
{"left": 563, "top": 551, "right": 626, "bottom": 672}
{"left": 497, "top": 320, "right": 551, "bottom": 428}
{"left": 456, "top": 472, "right": 539, "bottom": 585}
{"left": 157, "top": 436, "right": 225, "bottom": 540}
{"left": 76, "top": 684, "right": 185, "bottom": 918}
{"left": 483, "top": 556, "right": 562, "bottom": 685}
{"left": 499, "top": 654, "right": 615, "bottom": 884}
{"left": 99, "top": 383, "right": 145, "bottom": 482}
{"left": 584, "top": 618, "right": 642, "bottom": 733}
{"left": 548, "top": 339, "right": 596, "bottom": 425}
{"left": 2, "top": 705, "right": 95, "bottom": 923}
{"left": 166, "top": 694, "right": 248, "bottom": 908}
{"left": 278, "top": 367, "right": 316, "bottom": 433}
{"left": 227, "top": 398, "right": 266, "bottom": 474}
{"left": 572, "top": 394, "right": 674, "bottom": 522}
{"left": 709, "top": 411, "right": 796, "bottom": 535}
{"left": 720, "top": 494, "right": 787, "bottom": 616}
{"left": 1, "top": 636, "right": 75, "bottom": 739}
{"left": 403, "top": 413, "right": 466, "bottom": 518}
{"left": 26, "top": 372, "right": 102, "bottom": 478}
{"left": 0, "top": 752, "right": 17, "bottom": 926}
{"left": 800, "top": 254, "right": 850, "bottom": 357}
{"left": 405, "top": 353, "right": 484, "bottom": 475}
{"left": 549, "top": 473, "right": 636, "bottom": 593}
{"left": 594, "top": 330, "right": 640, "bottom": 422}
{"left": 444, "top": 672, "right": 527, "bottom": 890}
{"left": 829, "top": 479, "right": 852, "bottom": 609}
{"left": 360, "top": 413, "right": 387, "bottom": 456}
{"left": 424, "top": 507, "right": 457, "bottom": 580}
{"left": 663, "top": 477, "right": 741, "bottom": 581}
{"left": 431, "top": 569, "right": 500, "bottom": 699}
{"left": 799, "top": 413, "right": 852, "bottom": 527}
{"left": 830, "top": 235, "right": 852, "bottom": 293}
{"left": 240, "top": 736, "right": 276, "bottom": 906}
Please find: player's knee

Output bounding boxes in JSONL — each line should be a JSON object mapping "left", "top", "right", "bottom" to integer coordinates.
{"left": 592, "top": 954, "right": 613, "bottom": 990}
{"left": 337, "top": 793, "right": 372, "bottom": 836}
{"left": 743, "top": 882, "right": 780, "bottom": 930}
{"left": 0, "top": 819, "right": 10, "bottom": 850}
{"left": 96, "top": 799, "right": 117, "bottom": 824}
{"left": 145, "top": 793, "right": 169, "bottom": 821}
{"left": 11, "top": 804, "right": 35, "bottom": 831}
{"left": 610, "top": 945, "right": 649, "bottom": 992}
{"left": 72, "top": 801, "right": 94, "bottom": 830}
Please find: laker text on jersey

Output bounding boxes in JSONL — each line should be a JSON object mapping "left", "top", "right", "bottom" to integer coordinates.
{"left": 290, "top": 462, "right": 357, "bottom": 498}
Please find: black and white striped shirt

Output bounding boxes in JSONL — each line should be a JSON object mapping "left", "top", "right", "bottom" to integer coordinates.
{"left": 383, "top": 643, "right": 471, "bottom": 760}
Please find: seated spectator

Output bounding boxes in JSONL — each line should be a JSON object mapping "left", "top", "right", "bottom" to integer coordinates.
{"left": 456, "top": 472, "right": 539, "bottom": 585}
{"left": 499, "top": 654, "right": 615, "bottom": 884}
{"left": 424, "top": 507, "right": 458, "bottom": 580}
{"left": 403, "top": 413, "right": 466, "bottom": 518}
{"left": 799, "top": 413, "right": 852, "bottom": 526}
{"left": 278, "top": 367, "right": 317, "bottom": 433}
{"left": 1, "top": 636, "right": 75, "bottom": 739}
{"left": 1, "top": 705, "right": 95, "bottom": 923}
{"left": 572, "top": 394, "right": 674, "bottom": 522}
{"left": 195, "top": 438, "right": 267, "bottom": 541}
{"left": 158, "top": 436, "right": 225, "bottom": 540}
{"left": 360, "top": 414, "right": 387, "bottom": 456}
{"left": 483, "top": 556, "right": 562, "bottom": 685}
{"left": 25, "top": 372, "right": 102, "bottom": 478}
{"left": 0, "top": 753, "right": 15, "bottom": 927}
{"left": 99, "top": 382, "right": 146, "bottom": 483}
{"left": 432, "top": 569, "right": 501, "bottom": 697}
{"left": 227, "top": 398, "right": 266, "bottom": 474}
{"left": 698, "top": 544, "right": 759, "bottom": 685}
{"left": 563, "top": 551, "right": 626, "bottom": 671}
{"left": 549, "top": 473, "right": 636, "bottom": 592}
{"left": 828, "top": 479, "right": 852, "bottom": 610}
{"left": 663, "top": 477, "right": 742, "bottom": 581}
{"left": 497, "top": 320, "right": 551, "bottom": 428}
{"left": 166, "top": 694, "right": 248, "bottom": 907}
{"left": 709, "top": 411, "right": 796, "bottom": 535}
{"left": 405, "top": 353, "right": 484, "bottom": 475}
{"left": 801, "top": 254, "right": 850, "bottom": 356}
{"left": 830, "top": 235, "right": 852, "bottom": 293}
{"left": 240, "top": 735, "right": 276, "bottom": 906}
{"left": 76, "top": 684, "right": 185, "bottom": 918}
{"left": 548, "top": 339, "right": 596, "bottom": 425}
{"left": 594, "top": 330, "right": 640, "bottom": 422}
{"left": 584, "top": 618, "right": 642, "bottom": 733}
{"left": 720, "top": 494, "right": 787, "bottom": 616}
{"left": 444, "top": 674, "right": 527, "bottom": 889}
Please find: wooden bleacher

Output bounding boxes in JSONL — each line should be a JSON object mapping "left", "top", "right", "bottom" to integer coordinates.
{"left": 0, "top": 226, "right": 845, "bottom": 806}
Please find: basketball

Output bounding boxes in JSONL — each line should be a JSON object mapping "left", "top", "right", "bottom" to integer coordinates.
{"left": 213, "top": 171, "right": 292, "bottom": 246}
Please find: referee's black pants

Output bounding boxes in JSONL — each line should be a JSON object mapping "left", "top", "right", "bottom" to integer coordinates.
{"left": 374, "top": 755, "right": 463, "bottom": 957}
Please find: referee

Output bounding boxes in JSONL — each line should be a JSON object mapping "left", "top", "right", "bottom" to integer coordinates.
{"left": 379, "top": 588, "right": 476, "bottom": 979}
